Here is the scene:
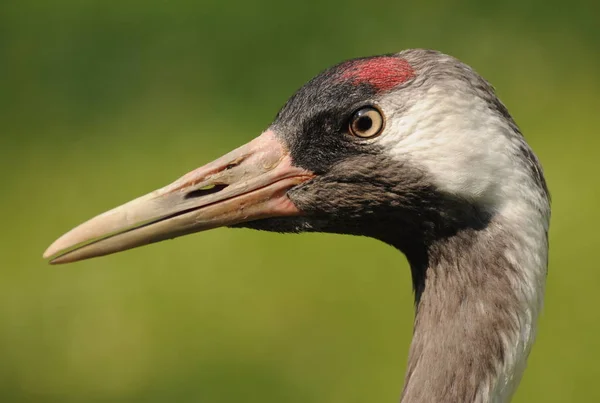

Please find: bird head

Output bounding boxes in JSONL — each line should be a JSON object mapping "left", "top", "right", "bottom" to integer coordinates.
{"left": 44, "top": 49, "right": 547, "bottom": 264}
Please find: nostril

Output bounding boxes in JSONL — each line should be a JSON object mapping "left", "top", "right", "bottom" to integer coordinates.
{"left": 224, "top": 155, "right": 247, "bottom": 171}
{"left": 185, "top": 184, "right": 229, "bottom": 199}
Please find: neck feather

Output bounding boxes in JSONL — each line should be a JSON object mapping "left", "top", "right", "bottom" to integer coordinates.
{"left": 400, "top": 202, "right": 548, "bottom": 403}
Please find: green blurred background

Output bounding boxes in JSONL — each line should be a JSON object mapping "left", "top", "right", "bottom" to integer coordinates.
{"left": 2, "top": 0, "right": 599, "bottom": 402}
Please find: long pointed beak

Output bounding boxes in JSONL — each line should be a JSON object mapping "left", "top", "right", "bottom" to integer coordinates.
{"left": 43, "top": 131, "right": 314, "bottom": 264}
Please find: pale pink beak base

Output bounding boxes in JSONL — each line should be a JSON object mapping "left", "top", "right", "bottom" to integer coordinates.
{"left": 43, "top": 131, "right": 314, "bottom": 264}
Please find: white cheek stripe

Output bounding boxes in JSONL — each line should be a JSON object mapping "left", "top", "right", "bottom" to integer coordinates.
{"left": 377, "top": 83, "right": 549, "bottom": 402}
{"left": 378, "top": 84, "right": 525, "bottom": 206}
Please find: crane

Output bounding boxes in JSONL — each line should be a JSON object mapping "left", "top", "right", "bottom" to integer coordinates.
{"left": 44, "top": 49, "right": 550, "bottom": 403}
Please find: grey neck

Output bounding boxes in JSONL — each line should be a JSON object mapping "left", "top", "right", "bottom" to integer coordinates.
{"left": 399, "top": 215, "right": 547, "bottom": 403}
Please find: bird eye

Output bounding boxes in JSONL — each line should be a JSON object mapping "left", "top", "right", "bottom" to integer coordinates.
{"left": 349, "top": 107, "right": 385, "bottom": 138}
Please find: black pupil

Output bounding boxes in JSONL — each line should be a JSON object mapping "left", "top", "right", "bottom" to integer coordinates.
{"left": 355, "top": 115, "right": 373, "bottom": 132}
